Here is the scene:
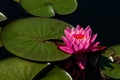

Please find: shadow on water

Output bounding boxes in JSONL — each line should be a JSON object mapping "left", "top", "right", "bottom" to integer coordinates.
{"left": 0, "top": 47, "right": 15, "bottom": 60}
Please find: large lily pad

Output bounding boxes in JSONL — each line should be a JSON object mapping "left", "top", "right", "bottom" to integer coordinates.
{"left": 20, "top": 0, "right": 77, "bottom": 17}
{"left": 0, "top": 12, "right": 7, "bottom": 21}
{"left": 0, "top": 57, "right": 49, "bottom": 80}
{"left": 1, "top": 17, "right": 72, "bottom": 61}
{"left": 41, "top": 66, "right": 72, "bottom": 80}
{"left": 99, "top": 45, "right": 120, "bottom": 79}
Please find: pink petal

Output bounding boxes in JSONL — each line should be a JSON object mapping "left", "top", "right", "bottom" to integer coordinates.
{"left": 76, "top": 25, "right": 81, "bottom": 30}
{"left": 92, "top": 42, "right": 100, "bottom": 48}
{"left": 88, "top": 42, "right": 100, "bottom": 52}
{"left": 96, "top": 46, "right": 106, "bottom": 51}
{"left": 84, "top": 25, "right": 91, "bottom": 32}
{"left": 62, "top": 36, "right": 71, "bottom": 47}
{"left": 72, "top": 39, "right": 78, "bottom": 45}
{"left": 73, "top": 44, "right": 79, "bottom": 52}
{"left": 78, "top": 43, "right": 83, "bottom": 50}
{"left": 85, "top": 28, "right": 92, "bottom": 37}
{"left": 58, "top": 46, "right": 73, "bottom": 54}
{"left": 92, "top": 48, "right": 100, "bottom": 52}
{"left": 90, "top": 33, "right": 97, "bottom": 43}
{"left": 81, "top": 38, "right": 86, "bottom": 44}
{"left": 79, "top": 28, "right": 84, "bottom": 34}
{"left": 83, "top": 38, "right": 91, "bottom": 50}
{"left": 84, "top": 42, "right": 89, "bottom": 49}
{"left": 86, "top": 37, "right": 90, "bottom": 44}
{"left": 76, "top": 55, "right": 87, "bottom": 70}
{"left": 78, "top": 62, "right": 85, "bottom": 70}
{"left": 71, "top": 27, "right": 75, "bottom": 34}
{"left": 64, "top": 30, "right": 71, "bottom": 38}
{"left": 65, "top": 27, "right": 71, "bottom": 32}
{"left": 92, "top": 46, "right": 106, "bottom": 52}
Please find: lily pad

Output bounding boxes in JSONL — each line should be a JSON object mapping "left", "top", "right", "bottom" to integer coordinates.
{"left": 20, "top": 0, "right": 77, "bottom": 17}
{"left": 41, "top": 66, "right": 72, "bottom": 80}
{"left": 101, "top": 63, "right": 120, "bottom": 79}
{"left": 99, "top": 45, "right": 120, "bottom": 79}
{"left": 111, "top": 44, "right": 120, "bottom": 57}
{"left": 0, "top": 57, "right": 49, "bottom": 80}
{"left": 1, "top": 17, "right": 72, "bottom": 61}
{"left": 0, "top": 12, "right": 7, "bottom": 21}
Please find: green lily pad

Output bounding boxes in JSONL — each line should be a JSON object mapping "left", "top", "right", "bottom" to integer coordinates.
{"left": 0, "top": 12, "right": 7, "bottom": 21}
{"left": 1, "top": 17, "right": 72, "bottom": 61}
{"left": 0, "top": 57, "right": 49, "bottom": 80}
{"left": 41, "top": 66, "right": 72, "bottom": 80}
{"left": 101, "top": 63, "right": 120, "bottom": 79}
{"left": 99, "top": 45, "right": 120, "bottom": 79}
{"left": 111, "top": 44, "right": 120, "bottom": 57}
{"left": 20, "top": 0, "right": 77, "bottom": 17}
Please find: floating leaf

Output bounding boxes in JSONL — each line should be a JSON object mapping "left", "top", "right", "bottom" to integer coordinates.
{"left": 111, "top": 45, "right": 120, "bottom": 57}
{"left": 1, "top": 17, "right": 72, "bottom": 61}
{"left": 99, "top": 45, "right": 120, "bottom": 79}
{"left": 20, "top": 0, "right": 77, "bottom": 17}
{"left": 41, "top": 66, "right": 72, "bottom": 80}
{"left": 0, "top": 57, "right": 49, "bottom": 80}
{"left": 0, "top": 12, "right": 7, "bottom": 21}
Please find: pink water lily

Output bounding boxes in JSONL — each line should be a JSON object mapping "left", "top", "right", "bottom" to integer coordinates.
{"left": 58, "top": 25, "right": 105, "bottom": 70}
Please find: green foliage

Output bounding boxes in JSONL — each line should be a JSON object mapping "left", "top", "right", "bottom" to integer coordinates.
{"left": 20, "top": 0, "right": 77, "bottom": 17}
{"left": 41, "top": 66, "right": 72, "bottom": 80}
{"left": 99, "top": 45, "right": 120, "bottom": 79}
{"left": 1, "top": 17, "right": 72, "bottom": 61}
{"left": 0, "top": 57, "right": 49, "bottom": 80}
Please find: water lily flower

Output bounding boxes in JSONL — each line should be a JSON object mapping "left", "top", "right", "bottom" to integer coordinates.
{"left": 58, "top": 25, "right": 105, "bottom": 70}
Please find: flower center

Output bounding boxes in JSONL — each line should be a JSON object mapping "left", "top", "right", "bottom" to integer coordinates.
{"left": 73, "top": 34, "right": 84, "bottom": 40}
